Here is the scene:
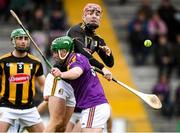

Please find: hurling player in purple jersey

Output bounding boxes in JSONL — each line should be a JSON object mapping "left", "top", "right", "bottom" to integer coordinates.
{"left": 51, "top": 36, "right": 111, "bottom": 132}
{"left": 66, "top": 3, "right": 114, "bottom": 132}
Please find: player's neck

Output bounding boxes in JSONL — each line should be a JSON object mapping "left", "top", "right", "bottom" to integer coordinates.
{"left": 12, "top": 50, "right": 27, "bottom": 58}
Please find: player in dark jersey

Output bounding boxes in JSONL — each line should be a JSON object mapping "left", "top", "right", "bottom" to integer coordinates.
{"left": 0, "top": 28, "right": 45, "bottom": 132}
{"left": 50, "top": 36, "right": 111, "bottom": 132}
{"left": 66, "top": 3, "right": 114, "bottom": 132}
{"left": 66, "top": 3, "right": 114, "bottom": 80}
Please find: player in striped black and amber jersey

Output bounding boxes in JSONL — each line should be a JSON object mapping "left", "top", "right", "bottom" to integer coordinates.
{"left": 0, "top": 28, "right": 45, "bottom": 132}
{"left": 0, "top": 53, "right": 43, "bottom": 108}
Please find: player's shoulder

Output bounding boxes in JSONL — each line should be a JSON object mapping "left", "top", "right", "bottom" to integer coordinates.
{"left": 75, "top": 52, "right": 83, "bottom": 57}
{"left": 27, "top": 53, "right": 41, "bottom": 63}
{"left": 72, "top": 23, "right": 82, "bottom": 30}
{"left": 94, "top": 34, "right": 105, "bottom": 44}
{"left": 68, "top": 23, "right": 82, "bottom": 33}
{"left": 69, "top": 53, "right": 86, "bottom": 61}
{"left": 0, "top": 52, "right": 12, "bottom": 60}
{"left": 75, "top": 53, "right": 88, "bottom": 62}
{"left": 95, "top": 34, "right": 103, "bottom": 39}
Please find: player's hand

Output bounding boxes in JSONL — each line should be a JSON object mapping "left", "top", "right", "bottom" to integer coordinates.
{"left": 102, "top": 67, "right": 112, "bottom": 81}
{"left": 51, "top": 67, "right": 62, "bottom": 78}
{"left": 100, "top": 46, "right": 111, "bottom": 56}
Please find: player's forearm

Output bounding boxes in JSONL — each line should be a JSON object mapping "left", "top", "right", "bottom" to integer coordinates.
{"left": 102, "top": 54, "right": 114, "bottom": 67}
{"left": 89, "top": 58, "right": 104, "bottom": 70}
{"left": 61, "top": 67, "right": 83, "bottom": 80}
{"left": 98, "top": 50, "right": 114, "bottom": 67}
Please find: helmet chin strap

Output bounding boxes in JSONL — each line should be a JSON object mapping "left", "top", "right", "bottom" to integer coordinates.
{"left": 58, "top": 50, "right": 69, "bottom": 60}
{"left": 82, "top": 20, "right": 99, "bottom": 31}
{"left": 86, "top": 23, "right": 99, "bottom": 30}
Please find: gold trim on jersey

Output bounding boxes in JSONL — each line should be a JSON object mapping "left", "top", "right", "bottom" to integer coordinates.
{"left": 0, "top": 63, "right": 5, "bottom": 97}
{"left": 51, "top": 78, "right": 58, "bottom": 96}
{"left": 67, "top": 54, "right": 76, "bottom": 70}
{"left": 27, "top": 54, "right": 41, "bottom": 62}
{"left": 0, "top": 53, "right": 11, "bottom": 60}
{"left": 22, "top": 63, "right": 31, "bottom": 104}
{"left": 9, "top": 63, "right": 17, "bottom": 104}
{"left": 27, "top": 53, "right": 41, "bottom": 98}
{"left": 33, "top": 64, "right": 40, "bottom": 97}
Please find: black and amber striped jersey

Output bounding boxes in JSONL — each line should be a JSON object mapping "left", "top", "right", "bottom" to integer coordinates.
{"left": 0, "top": 52, "right": 44, "bottom": 109}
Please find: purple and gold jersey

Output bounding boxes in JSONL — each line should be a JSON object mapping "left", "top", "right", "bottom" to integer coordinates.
{"left": 66, "top": 53, "right": 108, "bottom": 109}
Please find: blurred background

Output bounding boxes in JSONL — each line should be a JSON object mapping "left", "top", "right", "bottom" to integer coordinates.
{"left": 0, "top": 0, "right": 180, "bottom": 132}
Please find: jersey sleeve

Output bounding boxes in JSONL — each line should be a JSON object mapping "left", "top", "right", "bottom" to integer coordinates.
{"left": 68, "top": 54, "right": 85, "bottom": 72}
{"left": 35, "top": 62, "right": 44, "bottom": 77}
{"left": 96, "top": 36, "right": 114, "bottom": 67}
